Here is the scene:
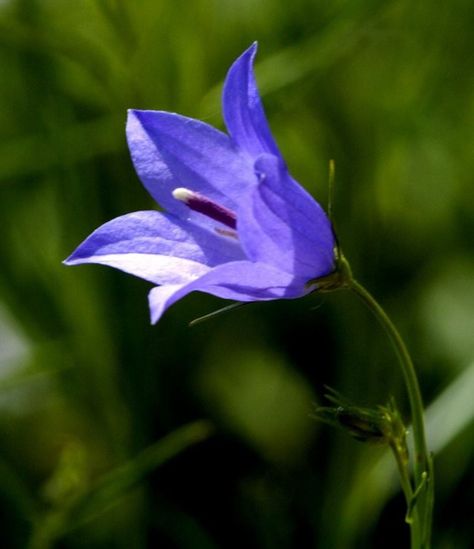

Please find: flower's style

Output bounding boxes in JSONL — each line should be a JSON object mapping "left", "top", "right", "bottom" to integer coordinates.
{"left": 65, "top": 43, "right": 336, "bottom": 323}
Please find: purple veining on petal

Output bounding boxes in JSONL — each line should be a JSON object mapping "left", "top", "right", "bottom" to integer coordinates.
{"left": 127, "top": 110, "right": 256, "bottom": 220}
{"left": 223, "top": 43, "right": 282, "bottom": 158}
{"left": 237, "top": 154, "right": 336, "bottom": 279}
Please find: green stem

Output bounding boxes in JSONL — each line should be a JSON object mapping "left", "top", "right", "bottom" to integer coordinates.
{"left": 391, "top": 442, "right": 418, "bottom": 549}
{"left": 389, "top": 438, "right": 413, "bottom": 507}
{"left": 348, "top": 279, "right": 433, "bottom": 548}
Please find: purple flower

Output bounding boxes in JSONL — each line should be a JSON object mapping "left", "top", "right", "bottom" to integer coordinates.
{"left": 65, "top": 43, "right": 336, "bottom": 323}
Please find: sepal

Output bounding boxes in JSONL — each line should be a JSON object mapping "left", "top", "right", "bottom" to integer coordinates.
{"left": 307, "top": 251, "right": 353, "bottom": 292}
{"left": 313, "top": 388, "right": 408, "bottom": 452}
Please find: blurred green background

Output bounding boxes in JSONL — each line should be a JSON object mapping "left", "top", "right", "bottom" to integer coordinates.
{"left": 0, "top": 0, "right": 473, "bottom": 547}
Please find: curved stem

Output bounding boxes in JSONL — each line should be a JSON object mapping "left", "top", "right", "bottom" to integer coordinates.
{"left": 349, "top": 279, "right": 433, "bottom": 548}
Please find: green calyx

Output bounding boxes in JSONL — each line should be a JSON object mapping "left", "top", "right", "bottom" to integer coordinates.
{"left": 313, "top": 389, "right": 409, "bottom": 452}
{"left": 307, "top": 249, "right": 353, "bottom": 292}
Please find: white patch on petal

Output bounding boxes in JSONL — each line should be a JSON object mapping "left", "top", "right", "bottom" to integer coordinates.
{"left": 66, "top": 253, "right": 211, "bottom": 285}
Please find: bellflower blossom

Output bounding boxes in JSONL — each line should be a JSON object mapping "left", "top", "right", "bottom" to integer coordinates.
{"left": 64, "top": 43, "right": 337, "bottom": 323}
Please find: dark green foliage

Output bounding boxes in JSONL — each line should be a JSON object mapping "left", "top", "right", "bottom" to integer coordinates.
{"left": 0, "top": 1, "right": 473, "bottom": 547}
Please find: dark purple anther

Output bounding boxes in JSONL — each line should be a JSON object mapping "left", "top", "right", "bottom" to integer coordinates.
{"left": 172, "top": 188, "right": 237, "bottom": 229}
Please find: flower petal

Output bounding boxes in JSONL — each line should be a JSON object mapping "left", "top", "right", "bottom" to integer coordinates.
{"left": 223, "top": 42, "right": 281, "bottom": 158}
{"left": 126, "top": 109, "right": 256, "bottom": 222}
{"left": 148, "top": 260, "right": 309, "bottom": 323}
{"left": 237, "top": 154, "right": 336, "bottom": 279}
{"left": 64, "top": 210, "right": 245, "bottom": 285}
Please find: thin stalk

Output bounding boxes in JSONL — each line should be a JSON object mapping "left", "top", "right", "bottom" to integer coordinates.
{"left": 389, "top": 439, "right": 413, "bottom": 507}
{"left": 349, "top": 279, "right": 433, "bottom": 548}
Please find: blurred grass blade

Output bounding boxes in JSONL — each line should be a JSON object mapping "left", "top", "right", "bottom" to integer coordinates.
{"left": 199, "top": 4, "right": 391, "bottom": 118}
{"left": 0, "top": 115, "right": 123, "bottom": 182}
{"left": 0, "top": 457, "right": 37, "bottom": 523}
{"left": 28, "top": 420, "right": 213, "bottom": 547}
{"left": 67, "top": 420, "right": 214, "bottom": 529}
{"left": 425, "top": 362, "right": 474, "bottom": 452}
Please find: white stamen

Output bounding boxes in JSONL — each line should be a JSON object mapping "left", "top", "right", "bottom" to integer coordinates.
{"left": 172, "top": 187, "right": 195, "bottom": 203}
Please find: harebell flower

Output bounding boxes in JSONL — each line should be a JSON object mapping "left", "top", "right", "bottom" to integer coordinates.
{"left": 65, "top": 43, "right": 337, "bottom": 324}
{"left": 65, "top": 43, "right": 433, "bottom": 548}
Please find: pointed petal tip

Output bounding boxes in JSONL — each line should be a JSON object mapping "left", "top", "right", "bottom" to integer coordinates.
{"left": 148, "top": 286, "right": 168, "bottom": 325}
{"left": 247, "top": 41, "right": 258, "bottom": 55}
{"left": 126, "top": 109, "right": 157, "bottom": 129}
{"left": 62, "top": 256, "right": 89, "bottom": 267}
{"left": 62, "top": 242, "right": 96, "bottom": 266}
{"left": 126, "top": 108, "right": 139, "bottom": 120}
{"left": 223, "top": 41, "right": 281, "bottom": 158}
{"left": 149, "top": 307, "right": 159, "bottom": 325}
{"left": 62, "top": 253, "right": 80, "bottom": 266}
{"left": 127, "top": 108, "right": 152, "bottom": 116}
{"left": 126, "top": 109, "right": 140, "bottom": 137}
{"left": 238, "top": 42, "right": 258, "bottom": 64}
{"left": 126, "top": 108, "right": 145, "bottom": 127}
